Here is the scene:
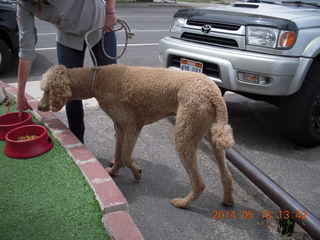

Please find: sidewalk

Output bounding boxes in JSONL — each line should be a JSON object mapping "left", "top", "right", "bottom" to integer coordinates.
{"left": 10, "top": 80, "right": 99, "bottom": 109}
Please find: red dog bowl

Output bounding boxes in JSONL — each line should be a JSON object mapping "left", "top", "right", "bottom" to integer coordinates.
{"left": 4, "top": 125, "right": 54, "bottom": 159}
{"left": 0, "top": 112, "right": 33, "bottom": 140}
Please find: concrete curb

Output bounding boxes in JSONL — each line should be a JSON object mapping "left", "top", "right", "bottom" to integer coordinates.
{"left": 0, "top": 81, "right": 144, "bottom": 240}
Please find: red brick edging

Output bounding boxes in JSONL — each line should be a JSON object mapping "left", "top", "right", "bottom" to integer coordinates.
{"left": 0, "top": 81, "right": 144, "bottom": 240}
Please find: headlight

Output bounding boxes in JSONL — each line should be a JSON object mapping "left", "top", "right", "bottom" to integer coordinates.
{"left": 170, "top": 18, "right": 186, "bottom": 34}
{"left": 246, "top": 26, "right": 297, "bottom": 49}
{"left": 247, "top": 26, "right": 279, "bottom": 48}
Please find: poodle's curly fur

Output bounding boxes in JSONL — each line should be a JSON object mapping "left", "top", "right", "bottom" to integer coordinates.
{"left": 38, "top": 64, "right": 235, "bottom": 208}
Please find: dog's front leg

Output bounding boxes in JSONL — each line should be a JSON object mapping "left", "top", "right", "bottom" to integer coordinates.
{"left": 106, "top": 121, "right": 142, "bottom": 180}
{"left": 120, "top": 124, "right": 142, "bottom": 180}
{"left": 106, "top": 122, "right": 125, "bottom": 176}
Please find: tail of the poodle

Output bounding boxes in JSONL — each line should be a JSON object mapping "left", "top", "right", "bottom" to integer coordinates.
{"left": 210, "top": 96, "right": 234, "bottom": 150}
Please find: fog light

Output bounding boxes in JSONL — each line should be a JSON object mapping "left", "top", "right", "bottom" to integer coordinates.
{"left": 237, "top": 71, "right": 271, "bottom": 85}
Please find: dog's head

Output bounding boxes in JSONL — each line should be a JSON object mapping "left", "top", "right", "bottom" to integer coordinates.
{"left": 37, "top": 65, "right": 72, "bottom": 112}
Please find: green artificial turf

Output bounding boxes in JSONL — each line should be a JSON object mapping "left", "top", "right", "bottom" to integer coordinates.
{"left": 0, "top": 103, "right": 110, "bottom": 240}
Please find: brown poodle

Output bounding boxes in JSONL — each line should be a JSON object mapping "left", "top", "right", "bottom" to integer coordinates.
{"left": 38, "top": 64, "right": 235, "bottom": 208}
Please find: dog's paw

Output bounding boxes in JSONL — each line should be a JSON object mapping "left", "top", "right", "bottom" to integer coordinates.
{"left": 221, "top": 198, "right": 234, "bottom": 207}
{"left": 133, "top": 169, "right": 142, "bottom": 181}
{"left": 106, "top": 167, "right": 116, "bottom": 176}
{"left": 170, "top": 198, "right": 189, "bottom": 209}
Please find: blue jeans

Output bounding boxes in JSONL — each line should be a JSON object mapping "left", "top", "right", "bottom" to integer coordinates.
{"left": 57, "top": 31, "right": 117, "bottom": 143}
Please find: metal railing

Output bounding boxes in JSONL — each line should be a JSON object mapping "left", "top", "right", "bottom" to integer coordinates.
{"left": 226, "top": 148, "right": 320, "bottom": 239}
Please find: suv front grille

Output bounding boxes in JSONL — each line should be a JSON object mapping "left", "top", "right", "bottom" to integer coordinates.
{"left": 187, "top": 20, "right": 241, "bottom": 31}
{"left": 170, "top": 55, "right": 220, "bottom": 79}
{"left": 181, "top": 32, "right": 239, "bottom": 48}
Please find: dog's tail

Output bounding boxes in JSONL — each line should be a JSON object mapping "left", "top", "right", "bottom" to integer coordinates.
{"left": 210, "top": 95, "right": 234, "bottom": 150}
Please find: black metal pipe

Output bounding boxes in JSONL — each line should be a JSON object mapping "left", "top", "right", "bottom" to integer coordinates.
{"left": 226, "top": 148, "right": 320, "bottom": 239}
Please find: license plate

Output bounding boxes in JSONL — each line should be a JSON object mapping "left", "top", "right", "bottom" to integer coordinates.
{"left": 180, "top": 58, "right": 203, "bottom": 73}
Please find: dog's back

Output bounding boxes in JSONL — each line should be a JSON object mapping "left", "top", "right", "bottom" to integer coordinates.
{"left": 102, "top": 65, "right": 222, "bottom": 119}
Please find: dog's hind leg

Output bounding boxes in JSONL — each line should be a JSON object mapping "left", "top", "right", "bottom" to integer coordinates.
{"left": 210, "top": 143, "right": 234, "bottom": 207}
{"left": 170, "top": 107, "right": 207, "bottom": 208}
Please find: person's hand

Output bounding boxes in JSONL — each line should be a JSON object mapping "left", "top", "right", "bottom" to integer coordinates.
{"left": 104, "top": 13, "right": 117, "bottom": 32}
{"left": 17, "top": 58, "right": 33, "bottom": 119}
{"left": 17, "top": 93, "right": 33, "bottom": 119}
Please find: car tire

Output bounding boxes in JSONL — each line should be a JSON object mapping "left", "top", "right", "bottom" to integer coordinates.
{"left": 280, "top": 62, "right": 320, "bottom": 147}
{"left": 0, "top": 38, "right": 12, "bottom": 75}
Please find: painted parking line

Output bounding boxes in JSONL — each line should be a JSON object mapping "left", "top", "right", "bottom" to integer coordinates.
{"left": 37, "top": 30, "right": 168, "bottom": 36}
{"left": 117, "top": 15, "right": 169, "bottom": 18}
{"left": 35, "top": 43, "right": 159, "bottom": 51}
{"left": 37, "top": 33, "right": 56, "bottom": 36}
{"left": 35, "top": 47, "right": 57, "bottom": 51}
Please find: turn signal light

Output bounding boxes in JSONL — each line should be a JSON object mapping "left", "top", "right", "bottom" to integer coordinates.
{"left": 278, "top": 31, "right": 296, "bottom": 48}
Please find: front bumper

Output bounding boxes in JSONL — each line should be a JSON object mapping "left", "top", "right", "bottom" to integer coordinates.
{"left": 159, "top": 37, "right": 312, "bottom": 96}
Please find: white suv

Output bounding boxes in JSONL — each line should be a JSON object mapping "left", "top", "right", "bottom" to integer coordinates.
{"left": 159, "top": 0, "right": 320, "bottom": 147}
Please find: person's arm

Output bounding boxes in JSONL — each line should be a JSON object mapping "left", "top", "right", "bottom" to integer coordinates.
{"left": 16, "top": 2, "right": 37, "bottom": 115}
{"left": 17, "top": 58, "right": 33, "bottom": 114}
{"left": 104, "top": 0, "right": 117, "bottom": 32}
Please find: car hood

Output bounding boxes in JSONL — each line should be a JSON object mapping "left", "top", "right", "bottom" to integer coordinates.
{"left": 0, "top": 0, "right": 17, "bottom": 11}
{"left": 175, "top": 3, "right": 320, "bottom": 29}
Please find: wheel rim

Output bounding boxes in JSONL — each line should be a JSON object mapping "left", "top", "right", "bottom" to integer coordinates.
{"left": 312, "top": 91, "right": 320, "bottom": 133}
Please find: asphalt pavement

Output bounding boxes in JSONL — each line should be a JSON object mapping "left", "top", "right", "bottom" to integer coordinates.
{"left": 1, "top": 2, "right": 319, "bottom": 240}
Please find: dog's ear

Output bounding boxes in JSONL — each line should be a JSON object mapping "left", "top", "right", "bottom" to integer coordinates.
{"left": 41, "top": 65, "right": 72, "bottom": 112}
